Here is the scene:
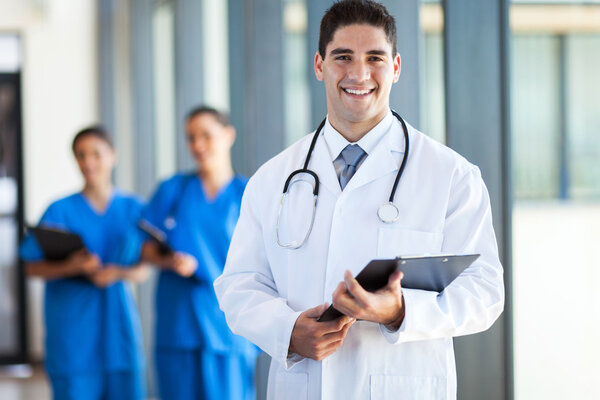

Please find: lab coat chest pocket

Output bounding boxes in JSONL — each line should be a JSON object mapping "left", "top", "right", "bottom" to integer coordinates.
{"left": 377, "top": 227, "right": 443, "bottom": 258}
{"left": 273, "top": 371, "right": 308, "bottom": 400}
{"left": 370, "top": 375, "right": 446, "bottom": 399}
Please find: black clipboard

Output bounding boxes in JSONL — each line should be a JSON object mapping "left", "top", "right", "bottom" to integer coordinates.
{"left": 317, "top": 254, "right": 480, "bottom": 322}
{"left": 28, "top": 226, "right": 86, "bottom": 261}
{"left": 138, "top": 219, "right": 173, "bottom": 255}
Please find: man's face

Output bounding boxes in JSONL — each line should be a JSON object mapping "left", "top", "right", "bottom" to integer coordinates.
{"left": 315, "top": 24, "right": 400, "bottom": 130}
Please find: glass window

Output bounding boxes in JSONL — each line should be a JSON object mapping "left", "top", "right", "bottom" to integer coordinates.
{"left": 511, "top": 2, "right": 600, "bottom": 399}
{"left": 152, "top": 0, "right": 177, "bottom": 181}
{"left": 420, "top": 0, "right": 446, "bottom": 144}
{"left": 0, "top": 33, "right": 23, "bottom": 360}
{"left": 283, "top": 0, "right": 311, "bottom": 146}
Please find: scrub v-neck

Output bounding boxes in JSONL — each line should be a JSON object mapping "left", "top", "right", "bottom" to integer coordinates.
{"left": 78, "top": 190, "right": 116, "bottom": 217}
{"left": 197, "top": 176, "right": 236, "bottom": 205}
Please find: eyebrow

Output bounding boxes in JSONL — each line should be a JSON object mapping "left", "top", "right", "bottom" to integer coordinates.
{"left": 329, "top": 48, "right": 388, "bottom": 56}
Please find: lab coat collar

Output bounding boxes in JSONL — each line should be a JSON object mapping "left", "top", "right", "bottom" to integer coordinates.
{"left": 309, "top": 134, "right": 343, "bottom": 196}
{"left": 306, "top": 113, "right": 409, "bottom": 197}
{"left": 322, "top": 110, "right": 394, "bottom": 160}
{"left": 341, "top": 114, "right": 409, "bottom": 193}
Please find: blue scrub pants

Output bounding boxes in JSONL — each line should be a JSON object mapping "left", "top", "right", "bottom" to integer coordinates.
{"left": 156, "top": 348, "right": 256, "bottom": 400}
{"left": 49, "top": 370, "right": 144, "bottom": 400}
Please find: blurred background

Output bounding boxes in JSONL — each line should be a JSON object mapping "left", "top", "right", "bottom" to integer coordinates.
{"left": 0, "top": 0, "right": 599, "bottom": 399}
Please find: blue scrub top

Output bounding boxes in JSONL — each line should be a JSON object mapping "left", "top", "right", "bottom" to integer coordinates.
{"left": 142, "top": 173, "right": 256, "bottom": 355}
{"left": 20, "top": 190, "right": 145, "bottom": 376}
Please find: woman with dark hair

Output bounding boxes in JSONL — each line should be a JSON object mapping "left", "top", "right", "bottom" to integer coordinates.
{"left": 140, "top": 106, "right": 258, "bottom": 400}
{"left": 20, "top": 126, "right": 148, "bottom": 400}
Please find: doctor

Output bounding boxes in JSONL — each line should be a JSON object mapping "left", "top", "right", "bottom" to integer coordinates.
{"left": 214, "top": 1, "right": 504, "bottom": 399}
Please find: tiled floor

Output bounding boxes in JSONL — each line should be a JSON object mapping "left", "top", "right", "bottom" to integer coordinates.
{"left": 0, "top": 364, "right": 50, "bottom": 400}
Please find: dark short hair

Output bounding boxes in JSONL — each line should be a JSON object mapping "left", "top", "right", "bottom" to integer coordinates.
{"left": 186, "top": 105, "right": 230, "bottom": 127}
{"left": 319, "top": 0, "right": 397, "bottom": 59}
{"left": 71, "top": 125, "right": 113, "bottom": 153}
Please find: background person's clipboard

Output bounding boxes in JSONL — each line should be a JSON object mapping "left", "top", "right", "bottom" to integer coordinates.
{"left": 317, "top": 254, "right": 480, "bottom": 322}
{"left": 28, "top": 226, "right": 86, "bottom": 261}
{"left": 138, "top": 219, "right": 173, "bottom": 255}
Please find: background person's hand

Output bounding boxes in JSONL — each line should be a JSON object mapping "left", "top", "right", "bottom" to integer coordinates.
{"left": 67, "top": 249, "right": 101, "bottom": 275}
{"left": 88, "top": 264, "right": 122, "bottom": 288}
{"left": 288, "top": 303, "right": 355, "bottom": 361}
{"left": 171, "top": 252, "right": 198, "bottom": 277}
{"left": 332, "top": 270, "right": 405, "bottom": 330}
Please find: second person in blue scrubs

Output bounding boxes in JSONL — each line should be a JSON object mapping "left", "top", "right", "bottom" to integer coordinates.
{"left": 140, "top": 106, "right": 259, "bottom": 400}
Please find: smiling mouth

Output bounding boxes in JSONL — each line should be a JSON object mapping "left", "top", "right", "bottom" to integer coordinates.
{"left": 343, "top": 88, "right": 375, "bottom": 96}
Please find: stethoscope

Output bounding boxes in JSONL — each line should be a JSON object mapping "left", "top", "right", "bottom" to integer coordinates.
{"left": 276, "top": 110, "right": 409, "bottom": 249}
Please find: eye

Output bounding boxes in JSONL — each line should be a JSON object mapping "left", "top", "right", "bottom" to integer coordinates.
{"left": 368, "top": 56, "right": 384, "bottom": 62}
{"left": 335, "top": 55, "right": 351, "bottom": 61}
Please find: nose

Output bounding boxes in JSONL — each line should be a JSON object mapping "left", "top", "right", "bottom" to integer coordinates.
{"left": 190, "top": 135, "right": 207, "bottom": 153}
{"left": 347, "top": 59, "right": 370, "bottom": 82}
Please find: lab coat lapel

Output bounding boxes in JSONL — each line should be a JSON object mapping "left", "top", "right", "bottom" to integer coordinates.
{"left": 309, "top": 135, "right": 342, "bottom": 197}
{"left": 343, "top": 122, "right": 407, "bottom": 193}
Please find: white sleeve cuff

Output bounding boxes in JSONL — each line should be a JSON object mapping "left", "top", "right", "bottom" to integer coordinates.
{"left": 378, "top": 288, "right": 438, "bottom": 344}
{"left": 276, "top": 311, "right": 304, "bottom": 369}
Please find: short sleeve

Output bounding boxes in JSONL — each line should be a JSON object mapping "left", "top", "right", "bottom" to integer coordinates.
{"left": 118, "top": 197, "right": 146, "bottom": 266}
{"left": 19, "top": 202, "right": 65, "bottom": 262}
{"left": 141, "top": 178, "right": 179, "bottom": 232}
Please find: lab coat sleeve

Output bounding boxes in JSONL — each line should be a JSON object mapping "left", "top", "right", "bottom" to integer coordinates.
{"left": 380, "top": 166, "right": 505, "bottom": 344}
{"left": 214, "top": 178, "right": 302, "bottom": 369}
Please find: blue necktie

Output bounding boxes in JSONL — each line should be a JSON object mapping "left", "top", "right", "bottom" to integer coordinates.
{"left": 339, "top": 144, "right": 366, "bottom": 190}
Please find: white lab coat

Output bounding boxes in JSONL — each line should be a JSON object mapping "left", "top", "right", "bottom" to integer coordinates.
{"left": 214, "top": 118, "right": 504, "bottom": 400}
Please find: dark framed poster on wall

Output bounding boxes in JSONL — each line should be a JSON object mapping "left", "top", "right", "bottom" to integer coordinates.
{"left": 0, "top": 34, "right": 27, "bottom": 365}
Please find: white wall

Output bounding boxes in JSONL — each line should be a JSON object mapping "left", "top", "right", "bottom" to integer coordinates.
{"left": 0, "top": 0, "right": 98, "bottom": 222}
{"left": 0, "top": 0, "right": 98, "bottom": 358}
{"left": 513, "top": 203, "right": 600, "bottom": 399}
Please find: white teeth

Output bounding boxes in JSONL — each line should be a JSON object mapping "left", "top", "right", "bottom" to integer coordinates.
{"left": 345, "top": 88, "right": 371, "bottom": 95}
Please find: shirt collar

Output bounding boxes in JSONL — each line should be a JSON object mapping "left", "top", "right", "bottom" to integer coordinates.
{"left": 322, "top": 109, "right": 394, "bottom": 161}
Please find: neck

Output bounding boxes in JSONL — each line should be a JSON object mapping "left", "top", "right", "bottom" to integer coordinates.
{"left": 198, "top": 159, "right": 234, "bottom": 196}
{"left": 82, "top": 181, "right": 113, "bottom": 210}
{"left": 328, "top": 110, "right": 388, "bottom": 143}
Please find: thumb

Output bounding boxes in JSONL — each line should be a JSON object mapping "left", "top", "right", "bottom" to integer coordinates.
{"left": 388, "top": 270, "right": 404, "bottom": 286}
{"left": 304, "top": 302, "right": 329, "bottom": 318}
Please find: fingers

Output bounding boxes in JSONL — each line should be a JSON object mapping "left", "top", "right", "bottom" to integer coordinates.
{"left": 172, "top": 253, "right": 197, "bottom": 277}
{"left": 344, "top": 270, "right": 369, "bottom": 303}
{"left": 312, "top": 320, "right": 354, "bottom": 361}
{"left": 303, "top": 302, "right": 329, "bottom": 319}
{"left": 322, "top": 319, "right": 353, "bottom": 342}
{"left": 387, "top": 270, "right": 404, "bottom": 288}
{"left": 332, "top": 279, "right": 364, "bottom": 319}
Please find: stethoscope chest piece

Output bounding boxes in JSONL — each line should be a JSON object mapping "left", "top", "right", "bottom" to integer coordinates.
{"left": 377, "top": 202, "right": 400, "bottom": 223}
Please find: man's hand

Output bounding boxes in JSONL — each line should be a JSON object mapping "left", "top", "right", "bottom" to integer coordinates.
{"left": 289, "top": 303, "right": 355, "bottom": 361}
{"left": 171, "top": 252, "right": 198, "bottom": 277}
{"left": 88, "top": 264, "right": 122, "bottom": 288}
{"left": 332, "top": 270, "right": 405, "bottom": 330}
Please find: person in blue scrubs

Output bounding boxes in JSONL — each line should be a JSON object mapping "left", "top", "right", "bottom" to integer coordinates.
{"left": 140, "top": 106, "right": 259, "bottom": 400}
{"left": 20, "top": 126, "right": 149, "bottom": 400}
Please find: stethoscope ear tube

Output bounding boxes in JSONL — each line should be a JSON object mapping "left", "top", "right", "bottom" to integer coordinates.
{"left": 389, "top": 110, "right": 410, "bottom": 204}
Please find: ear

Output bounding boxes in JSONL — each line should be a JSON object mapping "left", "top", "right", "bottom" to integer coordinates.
{"left": 110, "top": 149, "right": 118, "bottom": 168}
{"left": 392, "top": 53, "right": 401, "bottom": 83}
{"left": 314, "top": 51, "right": 325, "bottom": 81}
{"left": 225, "top": 126, "right": 236, "bottom": 148}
